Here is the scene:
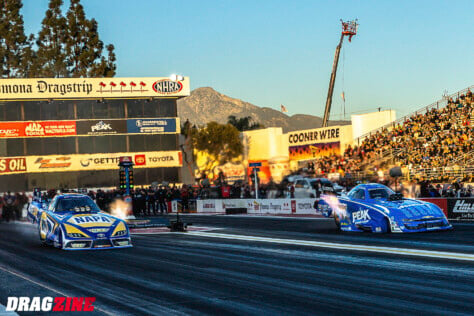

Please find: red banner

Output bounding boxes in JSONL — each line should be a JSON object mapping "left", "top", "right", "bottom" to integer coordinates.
{"left": 0, "top": 158, "right": 27, "bottom": 174}
{"left": 0, "top": 121, "right": 76, "bottom": 137}
{"left": 419, "top": 198, "right": 448, "bottom": 217}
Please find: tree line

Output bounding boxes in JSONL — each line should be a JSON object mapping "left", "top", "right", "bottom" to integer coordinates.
{"left": 0, "top": 0, "right": 116, "bottom": 78}
{"left": 180, "top": 115, "right": 265, "bottom": 177}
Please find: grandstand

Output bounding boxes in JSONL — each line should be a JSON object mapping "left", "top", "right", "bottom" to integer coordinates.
{"left": 314, "top": 86, "right": 473, "bottom": 182}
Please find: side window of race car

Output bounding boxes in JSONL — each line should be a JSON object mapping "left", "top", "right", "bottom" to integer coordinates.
{"left": 48, "top": 197, "right": 58, "bottom": 212}
{"left": 353, "top": 189, "right": 365, "bottom": 200}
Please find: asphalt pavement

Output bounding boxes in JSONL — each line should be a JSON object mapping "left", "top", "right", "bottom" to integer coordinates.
{"left": 0, "top": 215, "right": 473, "bottom": 315}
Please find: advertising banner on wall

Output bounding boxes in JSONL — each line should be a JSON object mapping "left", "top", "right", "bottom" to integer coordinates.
{"left": 127, "top": 118, "right": 178, "bottom": 134}
{"left": 76, "top": 120, "right": 127, "bottom": 135}
{"left": 0, "top": 157, "right": 27, "bottom": 174}
{"left": 0, "top": 151, "right": 182, "bottom": 175}
{"left": 0, "top": 77, "right": 190, "bottom": 100}
{"left": 194, "top": 198, "right": 320, "bottom": 215}
{"left": 289, "top": 142, "right": 340, "bottom": 161}
{"left": 0, "top": 121, "right": 76, "bottom": 138}
{"left": 447, "top": 198, "right": 474, "bottom": 220}
{"left": 287, "top": 126, "right": 342, "bottom": 161}
{"left": 0, "top": 118, "right": 179, "bottom": 138}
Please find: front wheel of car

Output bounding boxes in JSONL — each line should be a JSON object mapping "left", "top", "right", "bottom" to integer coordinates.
{"left": 38, "top": 220, "right": 47, "bottom": 246}
{"left": 383, "top": 217, "right": 391, "bottom": 233}
{"left": 59, "top": 229, "right": 64, "bottom": 249}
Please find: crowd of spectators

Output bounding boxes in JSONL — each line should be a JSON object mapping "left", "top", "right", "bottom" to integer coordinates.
{"left": 0, "top": 192, "right": 29, "bottom": 222}
{"left": 303, "top": 89, "right": 473, "bottom": 181}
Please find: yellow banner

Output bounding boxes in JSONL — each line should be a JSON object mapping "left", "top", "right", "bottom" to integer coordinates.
{"left": 0, "top": 151, "right": 182, "bottom": 175}
{"left": 0, "top": 77, "right": 190, "bottom": 100}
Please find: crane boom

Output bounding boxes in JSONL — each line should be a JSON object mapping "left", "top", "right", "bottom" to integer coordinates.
{"left": 321, "top": 19, "right": 358, "bottom": 128}
{"left": 322, "top": 34, "right": 344, "bottom": 127}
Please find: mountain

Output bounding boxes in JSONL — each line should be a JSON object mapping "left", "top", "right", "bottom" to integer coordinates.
{"left": 177, "top": 87, "right": 349, "bottom": 133}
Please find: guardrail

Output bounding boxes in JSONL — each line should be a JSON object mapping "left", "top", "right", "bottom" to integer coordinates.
{"left": 168, "top": 198, "right": 320, "bottom": 215}
{"left": 408, "top": 166, "right": 474, "bottom": 180}
{"left": 356, "top": 85, "right": 473, "bottom": 144}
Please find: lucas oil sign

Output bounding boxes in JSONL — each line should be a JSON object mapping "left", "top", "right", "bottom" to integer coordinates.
{"left": 0, "top": 158, "right": 27, "bottom": 174}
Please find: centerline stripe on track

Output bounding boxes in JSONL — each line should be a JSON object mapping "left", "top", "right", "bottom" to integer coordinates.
{"left": 0, "top": 264, "right": 115, "bottom": 316}
{"left": 183, "top": 232, "right": 474, "bottom": 262}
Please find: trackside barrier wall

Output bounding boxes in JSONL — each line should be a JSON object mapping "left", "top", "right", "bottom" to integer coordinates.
{"left": 193, "top": 199, "right": 320, "bottom": 215}
{"left": 418, "top": 198, "right": 474, "bottom": 220}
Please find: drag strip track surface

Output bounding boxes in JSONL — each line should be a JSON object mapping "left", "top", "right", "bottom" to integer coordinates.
{"left": 0, "top": 217, "right": 473, "bottom": 315}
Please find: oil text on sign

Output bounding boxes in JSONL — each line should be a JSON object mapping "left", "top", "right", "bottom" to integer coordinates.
{"left": 0, "top": 158, "right": 27, "bottom": 173}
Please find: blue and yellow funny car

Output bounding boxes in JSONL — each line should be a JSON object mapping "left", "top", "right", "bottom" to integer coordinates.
{"left": 28, "top": 193, "right": 132, "bottom": 250}
{"left": 318, "top": 183, "right": 452, "bottom": 233}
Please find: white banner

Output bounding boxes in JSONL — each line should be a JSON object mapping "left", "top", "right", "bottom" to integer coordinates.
{"left": 196, "top": 198, "right": 320, "bottom": 215}
{"left": 0, "top": 151, "right": 182, "bottom": 175}
{"left": 0, "top": 77, "right": 190, "bottom": 100}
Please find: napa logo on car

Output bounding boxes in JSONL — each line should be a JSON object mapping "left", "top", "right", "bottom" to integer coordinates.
{"left": 352, "top": 209, "right": 371, "bottom": 222}
{"left": 71, "top": 215, "right": 112, "bottom": 225}
{"left": 152, "top": 79, "right": 183, "bottom": 94}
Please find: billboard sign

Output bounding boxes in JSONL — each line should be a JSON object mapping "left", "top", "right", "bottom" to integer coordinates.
{"left": 0, "top": 151, "right": 182, "bottom": 175}
{"left": 0, "top": 158, "right": 27, "bottom": 174}
{"left": 76, "top": 120, "right": 127, "bottom": 136}
{"left": 447, "top": 198, "right": 474, "bottom": 220}
{"left": 286, "top": 126, "right": 342, "bottom": 161}
{"left": 0, "top": 121, "right": 76, "bottom": 138}
{"left": 0, "top": 118, "right": 179, "bottom": 138}
{"left": 31, "top": 151, "right": 181, "bottom": 173}
{"left": 127, "top": 118, "right": 178, "bottom": 134}
{"left": 0, "top": 77, "right": 190, "bottom": 100}
{"left": 289, "top": 142, "right": 340, "bottom": 161}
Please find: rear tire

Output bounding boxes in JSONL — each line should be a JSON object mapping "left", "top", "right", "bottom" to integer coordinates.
{"left": 334, "top": 214, "right": 341, "bottom": 230}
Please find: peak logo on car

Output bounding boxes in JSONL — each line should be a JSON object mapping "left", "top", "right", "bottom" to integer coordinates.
{"left": 352, "top": 209, "right": 371, "bottom": 222}
{"left": 72, "top": 216, "right": 111, "bottom": 224}
{"left": 152, "top": 79, "right": 183, "bottom": 94}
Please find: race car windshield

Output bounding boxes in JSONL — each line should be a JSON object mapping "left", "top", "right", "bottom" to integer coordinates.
{"left": 369, "top": 188, "right": 395, "bottom": 200}
{"left": 55, "top": 197, "right": 100, "bottom": 213}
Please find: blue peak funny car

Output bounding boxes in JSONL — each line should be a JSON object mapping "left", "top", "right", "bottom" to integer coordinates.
{"left": 28, "top": 194, "right": 132, "bottom": 250}
{"left": 318, "top": 183, "right": 452, "bottom": 233}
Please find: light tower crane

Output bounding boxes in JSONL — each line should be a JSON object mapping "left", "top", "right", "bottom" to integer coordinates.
{"left": 322, "top": 19, "right": 358, "bottom": 127}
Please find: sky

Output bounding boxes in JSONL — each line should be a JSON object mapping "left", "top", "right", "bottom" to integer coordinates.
{"left": 21, "top": 0, "right": 474, "bottom": 120}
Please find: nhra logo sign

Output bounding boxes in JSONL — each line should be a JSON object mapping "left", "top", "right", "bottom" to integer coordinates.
{"left": 152, "top": 79, "right": 183, "bottom": 94}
